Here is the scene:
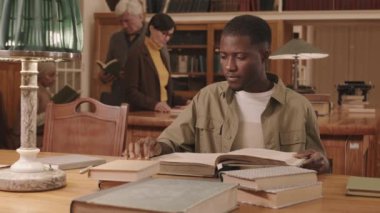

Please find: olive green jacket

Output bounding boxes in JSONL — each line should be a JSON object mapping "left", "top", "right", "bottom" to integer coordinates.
{"left": 158, "top": 74, "right": 326, "bottom": 155}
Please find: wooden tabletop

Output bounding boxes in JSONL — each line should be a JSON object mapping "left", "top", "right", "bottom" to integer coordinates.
{"left": 0, "top": 150, "right": 379, "bottom": 213}
{"left": 318, "top": 109, "right": 378, "bottom": 135}
{"left": 128, "top": 111, "right": 179, "bottom": 127}
{"left": 129, "top": 109, "right": 379, "bottom": 136}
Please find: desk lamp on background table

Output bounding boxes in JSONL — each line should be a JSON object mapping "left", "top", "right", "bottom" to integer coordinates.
{"left": 0, "top": 0, "right": 82, "bottom": 191}
{"left": 269, "top": 33, "right": 328, "bottom": 94}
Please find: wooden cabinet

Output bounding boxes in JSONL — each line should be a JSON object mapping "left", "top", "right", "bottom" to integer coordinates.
{"left": 91, "top": 13, "right": 292, "bottom": 100}
{"left": 318, "top": 110, "right": 378, "bottom": 177}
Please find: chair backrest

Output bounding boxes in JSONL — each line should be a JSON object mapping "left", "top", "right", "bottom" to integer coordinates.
{"left": 42, "top": 97, "right": 128, "bottom": 156}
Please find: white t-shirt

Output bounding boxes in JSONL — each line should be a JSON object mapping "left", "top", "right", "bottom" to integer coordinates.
{"left": 232, "top": 88, "right": 274, "bottom": 150}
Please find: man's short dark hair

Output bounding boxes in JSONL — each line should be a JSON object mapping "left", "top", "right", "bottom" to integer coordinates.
{"left": 146, "top": 13, "right": 175, "bottom": 36}
{"left": 222, "top": 15, "right": 271, "bottom": 46}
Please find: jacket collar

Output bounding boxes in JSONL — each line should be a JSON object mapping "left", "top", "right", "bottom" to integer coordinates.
{"left": 224, "top": 73, "right": 287, "bottom": 105}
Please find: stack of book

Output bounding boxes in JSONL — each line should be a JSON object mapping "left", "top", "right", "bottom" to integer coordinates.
{"left": 221, "top": 166, "right": 322, "bottom": 209}
{"left": 87, "top": 160, "right": 160, "bottom": 190}
{"left": 341, "top": 95, "right": 375, "bottom": 113}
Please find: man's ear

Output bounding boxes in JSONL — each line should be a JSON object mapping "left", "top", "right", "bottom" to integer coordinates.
{"left": 261, "top": 49, "right": 271, "bottom": 62}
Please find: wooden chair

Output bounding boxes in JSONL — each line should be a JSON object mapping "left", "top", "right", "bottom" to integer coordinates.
{"left": 42, "top": 97, "right": 128, "bottom": 156}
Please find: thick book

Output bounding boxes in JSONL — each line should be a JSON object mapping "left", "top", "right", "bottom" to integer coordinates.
{"left": 221, "top": 166, "right": 317, "bottom": 191}
{"left": 346, "top": 176, "right": 380, "bottom": 197}
{"left": 87, "top": 160, "right": 159, "bottom": 182}
{"left": 98, "top": 180, "right": 126, "bottom": 190}
{"left": 37, "top": 154, "right": 106, "bottom": 170}
{"left": 154, "top": 148, "right": 305, "bottom": 177}
{"left": 238, "top": 182, "right": 322, "bottom": 209}
{"left": 96, "top": 59, "right": 120, "bottom": 76}
{"left": 70, "top": 178, "right": 238, "bottom": 213}
{"left": 51, "top": 85, "right": 80, "bottom": 104}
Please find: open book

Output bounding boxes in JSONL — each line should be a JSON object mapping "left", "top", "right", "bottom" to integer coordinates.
{"left": 96, "top": 59, "right": 120, "bottom": 76}
{"left": 154, "top": 148, "right": 305, "bottom": 177}
{"left": 51, "top": 85, "right": 80, "bottom": 104}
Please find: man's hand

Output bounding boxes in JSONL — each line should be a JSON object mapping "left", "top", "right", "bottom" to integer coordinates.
{"left": 154, "top": 102, "right": 171, "bottom": 113}
{"left": 98, "top": 71, "right": 116, "bottom": 84}
{"left": 128, "top": 137, "right": 162, "bottom": 160}
{"left": 294, "top": 149, "right": 330, "bottom": 174}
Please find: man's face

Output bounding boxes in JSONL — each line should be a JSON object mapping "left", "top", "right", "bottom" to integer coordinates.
{"left": 120, "top": 12, "right": 143, "bottom": 35}
{"left": 219, "top": 35, "right": 266, "bottom": 92}
{"left": 39, "top": 70, "right": 56, "bottom": 87}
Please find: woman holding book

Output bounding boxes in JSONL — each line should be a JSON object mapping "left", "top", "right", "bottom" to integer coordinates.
{"left": 125, "top": 13, "right": 187, "bottom": 112}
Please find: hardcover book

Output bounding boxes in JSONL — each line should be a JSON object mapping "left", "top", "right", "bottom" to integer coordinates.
{"left": 96, "top": 59, "right": 120, "bottom": 76}
{"left": 88, "top": 160, "right": 160, "bottom": 182}
{"left": 51, "top": 85, "right": 80, "bottom": 104}
{"left": 346, "top": 176, "right": 380, "bottom": 197}
{"left": 37, "top": 154, "right": 106, "bottom": 170}
{"left": 70, "top": 178, "right": 238, "bottom": 213}
{"left": 238, "top": 182, "right": 322, "bottom": 209}
{"left": 154, "top": 148, "right": 305, "bottom": 177}
{"left": 221, "top": 166, "right": 317, "bottom": 191}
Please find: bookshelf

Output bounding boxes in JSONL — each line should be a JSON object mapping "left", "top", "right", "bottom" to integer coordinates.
{"left": 92, "top": 13, "right": 292, "bottom": 100}
{"left": 146, "top": 0, "right": 380, "bottom": 14}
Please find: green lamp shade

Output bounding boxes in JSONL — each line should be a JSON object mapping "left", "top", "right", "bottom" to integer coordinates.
{"left": 0, "top": 0, "right": 83, "bottom": 53}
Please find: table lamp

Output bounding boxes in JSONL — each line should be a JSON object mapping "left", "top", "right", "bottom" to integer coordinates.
{"left": 0, "top": 0, "right": 82, "bottom": 191}
{"left": 269, "top": 34, "right": 328, "bottom": 91}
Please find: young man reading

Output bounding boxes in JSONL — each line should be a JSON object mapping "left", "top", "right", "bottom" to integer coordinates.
{"left": 128, "top": 15, "right": 330, "bottom": 174}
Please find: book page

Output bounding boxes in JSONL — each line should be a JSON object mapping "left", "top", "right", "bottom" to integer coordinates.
{"left": 153, "top": 152, "right": 220, "bottom": 167}
{"left": 217, "top": 148, "right": 304, "bottom": 166}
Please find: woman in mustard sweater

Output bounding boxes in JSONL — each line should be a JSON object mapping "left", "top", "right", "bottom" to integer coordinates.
{"left": 125, "top": 13, "right": 185, "bottom": 112}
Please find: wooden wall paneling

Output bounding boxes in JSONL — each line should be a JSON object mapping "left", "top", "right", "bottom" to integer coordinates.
{"left": 0, "top": 62, "right": 21, "bottom": 130}
{"left": 311, "top": 21, "right": 380, "bottom": 108}
{"left": 91, "top": 13, "right": 121, "bottom": 100}
{"left": 349, "top": 23, "right": 380, "bottom": 108}
{"left": 268, "top": 20, "right": 293, "bottom": 85}
{"left": 312, "top": 24, "right": 350, "bottom": 105}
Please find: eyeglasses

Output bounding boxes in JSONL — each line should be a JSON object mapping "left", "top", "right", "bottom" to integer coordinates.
{"left": 160, "top": 30, "right": 174, "bottom": 38}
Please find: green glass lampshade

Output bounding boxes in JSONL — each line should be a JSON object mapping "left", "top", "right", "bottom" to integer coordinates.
{"left": 0, "top": 0, "right": 83, "bottom": 53}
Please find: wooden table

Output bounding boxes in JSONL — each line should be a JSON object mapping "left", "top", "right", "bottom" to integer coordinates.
{"left": 127, "top": 110, "right": 379, "bottom": 177}
{"left": 0, "top": 150, "right": 379, "bottom": 213}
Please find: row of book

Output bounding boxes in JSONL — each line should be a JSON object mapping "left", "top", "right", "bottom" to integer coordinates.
{"left": 170, "top": 53, "right": 207, "bottom": 74}
{"left": 148, "top": 0, "right": 277, "bottom": 13}
{"left": 283, "top": 0, "right": 380, "bottom": 10}
{"left": 146, "top": 0, "right": 380, "bottom": 13}
{"left": 340, "top": 95, "right": 376, "bottom": 114}
{"left": 168, "top": 31, "right": 207, "bottom": 46}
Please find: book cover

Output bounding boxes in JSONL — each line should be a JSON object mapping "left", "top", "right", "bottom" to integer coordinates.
{"left": 346, "top": 176, "right": 380, "bottom": 197}
{"left": 37, "top": 154, "right": 106, "bottom": 170}
{"left": 221, "top": 166, "right": 317, "bottom": 191}
{"left": 96, "top": 59, "right": 121, "bottom": 76}
{"left": 88, "top": 160, "right": 160, "bottom": 182}
{"left": 71, "top": 178, "right": 238, "bottom": 213}
{"left": 154, "top": 148, "right": 305, "bottom": 177}
{"left": 238, "top": 182, "right": 322, "bottom": 209}
{"left": 51, "top": 85, "right": 80, "bottom": 104}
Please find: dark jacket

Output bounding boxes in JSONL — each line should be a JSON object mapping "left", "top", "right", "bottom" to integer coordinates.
{"left": 101, "top": 26, "right": 146, "bottom": 106}
{"left": 125, "top": 41, "right": 179, "bottom": 111}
